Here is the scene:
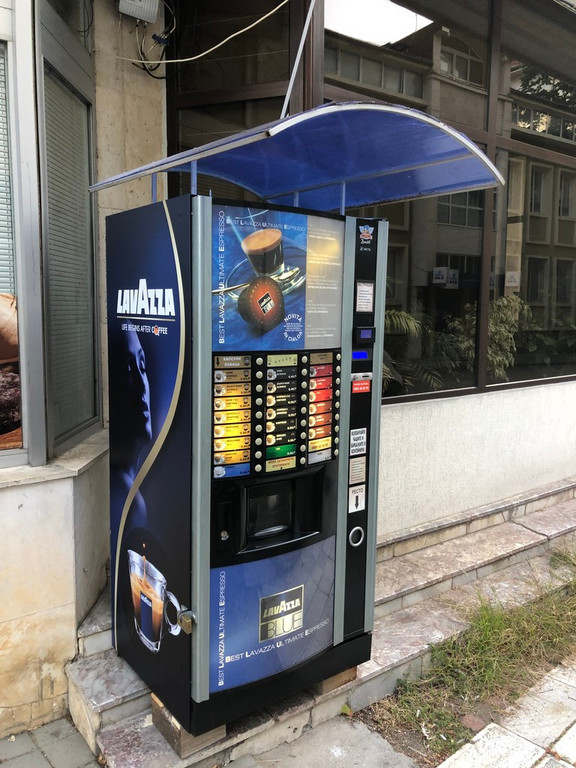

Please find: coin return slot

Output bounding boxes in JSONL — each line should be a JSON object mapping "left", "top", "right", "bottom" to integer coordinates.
{"left": 349, "top": 526, "right": 365, "bottom": 547}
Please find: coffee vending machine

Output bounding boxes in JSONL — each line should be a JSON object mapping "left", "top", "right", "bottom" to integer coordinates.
{"left": 106, "top": 193, "right": 387, "bottom": 735}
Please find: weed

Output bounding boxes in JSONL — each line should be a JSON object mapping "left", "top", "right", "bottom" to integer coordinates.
{"left": 358, "top": 549, "right": 576, "bottom": 764}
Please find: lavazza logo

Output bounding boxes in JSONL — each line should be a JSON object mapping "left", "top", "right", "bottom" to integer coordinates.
{"left": 259, "top": 585, "right": 304, "bottom": 642}
{"left": 116, "top": 278, "right": 176, "bottom": 317}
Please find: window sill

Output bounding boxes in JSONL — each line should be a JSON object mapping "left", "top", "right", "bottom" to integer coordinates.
{"left": 0, "top": 429, "right": 108, "bottom": 490}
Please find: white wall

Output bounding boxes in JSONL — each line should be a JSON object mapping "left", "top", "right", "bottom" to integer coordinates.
{"left": 378, "top": 380, "right": 576, "bottom": 536}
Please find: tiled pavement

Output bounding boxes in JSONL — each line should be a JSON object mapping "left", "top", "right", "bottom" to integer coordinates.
{"left": 7, "top": 657, "right": 576, "bottom": 767}
{"left": 0, "top": 717, "right": 100, "bottom": 768}
{"left": 4, "top": 489, "right": 576, "bottom": 767}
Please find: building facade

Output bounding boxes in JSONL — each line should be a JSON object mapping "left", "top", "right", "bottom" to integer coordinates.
{"left": 1, "top": 0, "right": 576, "bottom": 738}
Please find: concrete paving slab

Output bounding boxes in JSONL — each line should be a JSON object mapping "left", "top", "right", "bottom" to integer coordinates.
{"left": 30, "top": 717, "right": 79, "bottom": 748}
{"left": 36, "top": 729, "right": 99, "bottom": 768}
{"left": 0, "top": 731, "right": 37, "bottom": 760}
{"left": 501, "top": 677, "right": 576, "bottom": 748}
{"left": 0, "top": 750, "right": 52, "bottom": 767}
{"left": 554, "top": 721, "right": 576, "bottom": 764}
{"left": 537, "top": 757, "right": 573, "bottom": 767}
{"left": 247, "top": 716, "right": 419, "bottom": 767}
{"left": 436, "top": 723, "right": 545, "bottom": 768}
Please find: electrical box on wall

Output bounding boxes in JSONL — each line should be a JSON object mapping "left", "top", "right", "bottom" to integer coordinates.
{"left": 118, "top": 0, "right": 159, "bottom": 23}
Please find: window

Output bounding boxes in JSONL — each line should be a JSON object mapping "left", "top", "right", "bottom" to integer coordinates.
{"left": 440, "top": 37, "right": 484, "bottom": 86}
{"left": 43, "top": 67, "right": 97, "bottom": 447}
{"left": 490, "top": 153, "right": 576, "bottom": 383}
{"left": 323, "top": 41, "right": 423, "bottom": 99}
{"left": 437, "top": 191, "right": 484, "bottom": 228}
{"left": 0, "top": 43, "right": 14, "bottom": 294}
{"left": 0, "top": 41, "right": 21, "bottom": 453}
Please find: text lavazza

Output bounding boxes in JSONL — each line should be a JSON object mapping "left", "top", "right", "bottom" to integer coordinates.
{"left": 117, "top": 278, "right": 175, "bottom": 317}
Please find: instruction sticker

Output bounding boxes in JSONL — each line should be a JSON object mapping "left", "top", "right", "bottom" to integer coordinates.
{"left": 349, "top": 485, "right": 366, "bottom": 513}
{"left": 349, "top": 456, "right": 366, "bottom": 484}
{"left": 350, "top": 428, "right": 367, "bottom": 456}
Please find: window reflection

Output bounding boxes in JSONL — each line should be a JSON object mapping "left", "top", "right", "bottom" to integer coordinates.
{"left": 490, "top": 151, "right": 576, "bottom": 382}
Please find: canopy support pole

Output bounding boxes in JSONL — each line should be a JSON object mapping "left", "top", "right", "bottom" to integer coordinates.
{"left": 280, "top": 0, "right": 316, "bottom": 120}
{"left": 191, "top": 161, "right": 198, "bottom": 195}
{"left": 340, "top": 181, "right": 346, "bottom": 215}
{"left": 151, "top": 173, "right": 158, "bottom": 203}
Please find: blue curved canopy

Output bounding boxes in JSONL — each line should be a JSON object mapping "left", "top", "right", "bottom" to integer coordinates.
{"left": 91, "top": 102, "right": 504, "bottom": 211}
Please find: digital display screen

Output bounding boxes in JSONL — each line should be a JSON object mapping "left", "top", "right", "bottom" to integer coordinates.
{"left": 352, "top": 350, "right": 369, "bottom": 360}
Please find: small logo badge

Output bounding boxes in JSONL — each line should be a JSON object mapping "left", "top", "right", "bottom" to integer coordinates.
{"left": 358, "top": 224, "right": 374, "bottom": 244}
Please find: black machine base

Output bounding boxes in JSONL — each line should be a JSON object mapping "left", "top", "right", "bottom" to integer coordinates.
{"left": 188, "top": 632, "right": 372, "bottom": 736}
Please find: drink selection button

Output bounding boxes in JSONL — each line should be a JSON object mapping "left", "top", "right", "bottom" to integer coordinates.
{"left": 255, "top": 398, "right": 263, "bottom": 406}
{"left": 255, "top": 411, "right": 263, "bottom": 419}
{"left": 256, "top": 371, "right": 264, "bottom": 379}
{"left": 255, "top": 424, "right": 263, "bottom": 432}
{"left": 255, "top": 451, "right": 262, "bottom": 459}
{"left": 255, "top": 384, "right": 263, "bottom": 393}
{"left": 301, "top": 368, "right": 308, "bottom": 376}
{"left": 256, "top": 357, "right": 264, "bottom": 366}
{"left": 255, "top": 464, "right": 262, "bottom": 472}
{"left": 255, "top": 437, "right": 263, "bottom": 446}
{"left": 300, "top": 457, "right": 306, "bottom": 465}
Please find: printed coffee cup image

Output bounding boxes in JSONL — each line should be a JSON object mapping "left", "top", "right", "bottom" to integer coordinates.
{"left": 241, "top": 228, "right": 284, "bottom": 275}
{"left": 127, "top": 550, "right": 181, "bottom": 653}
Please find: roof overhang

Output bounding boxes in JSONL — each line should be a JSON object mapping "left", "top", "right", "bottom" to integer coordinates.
{"left": 90, "top": 102, "right": 504, "bottom": 211}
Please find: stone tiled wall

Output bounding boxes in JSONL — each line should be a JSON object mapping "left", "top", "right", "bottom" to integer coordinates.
{"left": 0, "top": 434, "right": 108, "bottom": 738}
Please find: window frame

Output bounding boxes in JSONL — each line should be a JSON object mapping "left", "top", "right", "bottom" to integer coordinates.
{"left": 36, "top": 0, "right": 100, "bottom": 458}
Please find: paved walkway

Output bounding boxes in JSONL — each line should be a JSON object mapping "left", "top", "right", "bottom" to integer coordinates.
{"left": 4, "top": 657, "right": 576, "bottom": 767}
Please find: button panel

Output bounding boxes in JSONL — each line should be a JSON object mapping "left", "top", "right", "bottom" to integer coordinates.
{"left": 212, "top": 350, "right": 340, "bottom": 479}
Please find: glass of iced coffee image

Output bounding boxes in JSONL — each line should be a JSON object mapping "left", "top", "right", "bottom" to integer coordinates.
{"left": 127, "top": 550, "right": 181, "bottom": 653}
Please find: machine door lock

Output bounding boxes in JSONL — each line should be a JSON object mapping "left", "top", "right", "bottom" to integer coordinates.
{"left": 177, "top": 607, "right": 197, "bottom": 634}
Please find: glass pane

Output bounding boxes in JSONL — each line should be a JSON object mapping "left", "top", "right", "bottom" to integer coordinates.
{"left": 178, "top": 98, "right": 284, "bottom": 197}
{"left": 490, "top": 152, "right": 576, "bottom": 383}
{"left": 362, "top": 58, "right": 382, "bottom": 87}
{"left": 176, "top": 2, "right": 290, "bottom": 92}
{"left": 469, "top": 59, "right": 483, "bottom": 85}
{"left": 440, "top": 51, "right": 452, "bottom": 75}
{"left": 324, "top": 46, "right": 337, "bottom": 74}
{"left": 46, "top": 0, "right": 91, "bottom": 47}
{"left": 548, "top": 115, "right": 561, "bottom": 137}
{"left": 44, "top": 67, "right": 97, "bottom": 442}
{"left": 340, "top": 51, "right": 360, "bottom": 80}
{"left": 454, "top": 55, "right": 468, "bottom": 81}
{"left": 556, "top": 261, "right": 573, "bottom": 304}
{"left": 0, "top": 43, "right": 20, "bottom": 451}
{"left": 562, "top": 120, "right": 574, "bottom": 141}
{"left": 517, "top": 106, "right": 532, "bottom": 130}
{"left": 533, "top": 111, "right": 548, "bottom": 133}
{"left": 383, "top": 66, "right": 401, "bottom": 92}
{"left": 404, "top": 70, "right": 423, "bottom": 97}
{"left": 380, "top": 194, "right": 481, "bottom": 396}
{"left": 451, "top": 206, "right": 467, "bottom": 226}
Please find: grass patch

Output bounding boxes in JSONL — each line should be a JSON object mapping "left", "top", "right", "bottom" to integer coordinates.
{"left": 357, "top": 550, "right": 576, "bottom": 765}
